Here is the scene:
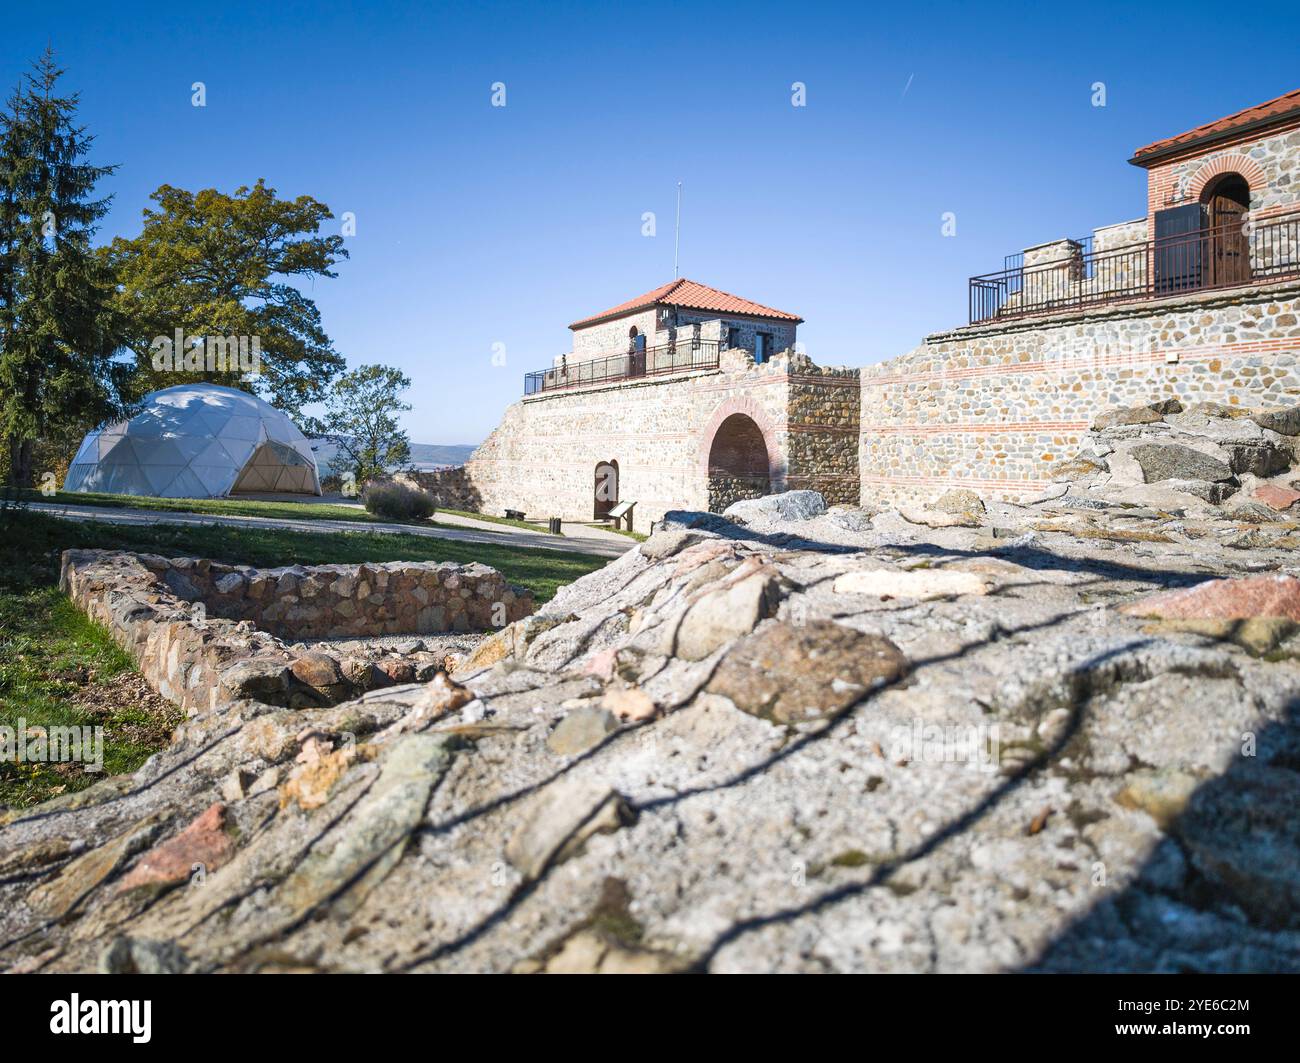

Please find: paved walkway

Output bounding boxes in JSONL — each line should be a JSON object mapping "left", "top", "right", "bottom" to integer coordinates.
{"left": 25, "top": 501, "right": 631, "bottom": 560}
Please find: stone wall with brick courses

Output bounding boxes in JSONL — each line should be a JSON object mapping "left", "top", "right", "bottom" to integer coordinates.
{"left": 1144, "top": 124, "right": 1300, "bottom": 225}
{"left": 570, "top": 307, "right": 662, "bottom": 359}
{"left": 60, "top": 550, "right": 535, "bottom": 716}
{"left": 859, "top": 280, "right": 1300, "bottom": 507}
{"left": 785, "top": 364, "right": 862, "bottom": 505}
{"left": 673, "top": 310, "right": 798, "bottom": 357}
{"left": 463, "top": 349, "right": 816, "bottom": 528}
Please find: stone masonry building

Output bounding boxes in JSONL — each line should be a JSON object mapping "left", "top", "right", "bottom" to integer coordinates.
{"left": 860, "top": 86, "right": 1300, "bottom": 505}
{"left": 443, "top": 279, "right": 861, "bottom": 529}
{"left": 424, "top": 88, "right": 1300, "bottom": 524}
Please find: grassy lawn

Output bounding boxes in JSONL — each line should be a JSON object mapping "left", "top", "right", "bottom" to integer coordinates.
{"left": 0, "top": 507, "right": 609, "bottom": 810}
{"left": 19, "top": 489, "right": 625, "bottom": 542}
{"left": 19, "top": 487, "right": 446, "bottom": 528}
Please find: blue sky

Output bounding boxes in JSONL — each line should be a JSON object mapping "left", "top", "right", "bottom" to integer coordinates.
{"left": 5, "top": 0, "right": 1299, "bottom": 443}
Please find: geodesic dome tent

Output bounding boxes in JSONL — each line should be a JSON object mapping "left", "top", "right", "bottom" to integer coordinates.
{"left": 64, "top": 383, "right": 322, "bottom": 498}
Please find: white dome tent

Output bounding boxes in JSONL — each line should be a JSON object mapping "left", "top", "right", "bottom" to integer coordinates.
{"left": 64, "top": 383, "right": 322, "bottom": 498}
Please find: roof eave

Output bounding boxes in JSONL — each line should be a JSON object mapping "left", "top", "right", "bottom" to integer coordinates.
{"left": 567, "top": 301, "right": 659, "bottom": 331}
{"left": 1129, "top": 106, "right": 1300, "bottom": 168}
{"left": 569, "top": 301, "right": 802, "bottom": 330}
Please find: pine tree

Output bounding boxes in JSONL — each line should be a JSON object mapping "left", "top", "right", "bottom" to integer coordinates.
{"left": 0, "top": 48, "right": 118, "bottom": 487}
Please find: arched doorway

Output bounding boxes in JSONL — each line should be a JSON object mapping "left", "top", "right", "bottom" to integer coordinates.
{"left": 594, "top": 459, "right": 619, "bottom": 520}
{"left": 1201, "top": 173, "right": 1251, "bottom": 288}
{"left": 706, "top": 414, "right": 770, "bottom": 512}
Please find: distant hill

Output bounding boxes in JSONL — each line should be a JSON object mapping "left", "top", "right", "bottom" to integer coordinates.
{"left": 309, "top": 440, "right": 477, "bottom": 474}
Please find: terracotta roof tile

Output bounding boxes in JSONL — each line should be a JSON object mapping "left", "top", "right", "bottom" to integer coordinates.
{"left": 1132, "top": 87, "right": 1300, "bottom": 163}
{"left": 568, "top": 279, "right": 802, "bottom": 329}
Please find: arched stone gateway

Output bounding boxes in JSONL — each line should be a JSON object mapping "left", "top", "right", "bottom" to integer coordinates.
{"left": 706, "top": 413, "right": 771, "bottom": 512}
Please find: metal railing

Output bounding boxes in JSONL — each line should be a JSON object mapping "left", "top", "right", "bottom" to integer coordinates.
{"left": 969, "top": 210, "right": 1300, "bottom": 324}
{"left": 524, "top": 339, "right": 721, "bottom": 395}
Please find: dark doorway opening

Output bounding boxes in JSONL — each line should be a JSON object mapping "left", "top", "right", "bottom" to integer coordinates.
{"left": 706, "top": 414, "right": 770, "bottom": 512}
{"left": 1202, "top": 173, "right": 1251, "bottom": 288}
{"left": 594, "top": 459, "right": 619, "bottom": 520}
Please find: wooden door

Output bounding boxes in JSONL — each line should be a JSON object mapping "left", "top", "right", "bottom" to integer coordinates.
{"left": 593, "top": 460, "right": 618, "bottom": 520}
{"left": 1207, "top": 190, "right": 1250, "bottom": 287}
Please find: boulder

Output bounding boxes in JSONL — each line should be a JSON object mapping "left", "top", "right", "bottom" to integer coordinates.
{"left": 217, "top": 658, "right": 292, "bottom": 704}
{"left": 932, "top": 488, "right": 987, "bottom": 519}
{"left": 505, "top": 778, "right": 633, "bottom": 880}
{"left": 723, "top": 490, "right": 827, "bottom": 525}
{"left": 672, "top": 569, "right": 781, "bottom": 661}
{"left": 1252, "top": 405, "right": 1300, "bottom": 437}
{"left": 1221, "top": 440, "right": 1291, "bottom": 477}
{"left": 1254, "top": 483, "right": 1300, "bottom": 511}
{"left": 1093, "top": 405, "right": 1164, "bottom": 431}
{"left": 1185, "top": 401, "right": 1247, "bottom": 420}
{"left": 546, "top": 706, "right": 619, "bottom": 756}
{"left": 706, "top": 620, "right": 907, "bottom": 725}
{"left": 1128, "top": 443, "right": 1234, "bottom": 484}
{"left": 1226, "top": 499, "right": 1285, "bottom": 524}
{"left": 1120, "top": 574, "right": 1300, "bottom": 622}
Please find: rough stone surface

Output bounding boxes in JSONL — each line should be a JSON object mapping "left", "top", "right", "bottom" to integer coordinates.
{"left": 547, "top": 707, "right": 620, "bottom": 756}
{"left": 1129, "top": 443, "right": 1235, "bottom": 484}
{"left": 723, "top": 489, "right": 828, "bottom": 525}
{"left": 1121, "top": 575, "right": 1300, "bottom": 622}
{"left": 7, "top": 494, "right": 1300, "bottom": 974}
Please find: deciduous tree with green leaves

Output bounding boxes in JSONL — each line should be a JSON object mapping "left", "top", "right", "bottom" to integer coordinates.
{"left": 107, "top": 179, "right": 348, "bottom": 416}
{"left": 0, "top": 49, "right": 120, "bottom": 488}
{"left": 303, "top": 364, "right": 413, "bottom": 489}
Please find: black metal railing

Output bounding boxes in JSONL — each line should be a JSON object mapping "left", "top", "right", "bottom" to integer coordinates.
{"left": 524, "top": 339, "right": 721, "bottom": 395}
{"left": 969, "top": 210, "right": 1300, "bottom": 324}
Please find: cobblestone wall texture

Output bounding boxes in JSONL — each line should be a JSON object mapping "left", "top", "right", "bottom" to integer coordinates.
{"left": 60, "top": 550, "right": 534, "bottom": 715}
{"left": 860, "top": 280, "right": 1300, "bottom": 506}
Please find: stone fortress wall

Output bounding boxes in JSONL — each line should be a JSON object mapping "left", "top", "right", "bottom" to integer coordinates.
{"left": 859, "top": 281, "right": 1300, "bottom": 505}
{"left": 859, "top": 94, "right": 1300, "bottom": 507}
{"left": 460, "top": 346, "right": 860, "bottom": 529}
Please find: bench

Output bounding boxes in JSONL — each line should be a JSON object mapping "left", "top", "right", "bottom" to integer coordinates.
{"left": 504, "top": 509, "right": 526, "bottom": 521}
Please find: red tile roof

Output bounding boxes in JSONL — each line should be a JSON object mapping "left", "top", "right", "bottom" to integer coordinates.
{"left": 1131, "top": 87, "right": 1300, "bottom": 164}
{"left": 568, "top": 279, "right": 803, "bottom": 330}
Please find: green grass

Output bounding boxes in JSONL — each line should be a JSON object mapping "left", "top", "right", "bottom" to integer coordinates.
{"left": 23, "top": 489, "right": 613, "bottom": 541}
{"left": 0, "top": 507, "right": 609, "bottom": 809}
{"left": 20, "top": 487, "right": 444, "bottom": 527}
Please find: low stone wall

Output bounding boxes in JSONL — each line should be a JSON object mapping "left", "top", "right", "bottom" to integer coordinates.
{"left": 166, "top": 556, "right": 531, "bottom": 639}
{"left": 860, "top": 280, "right": 1300, "bottom": 506}
{"left": 60, "top": 550, "right": 535, "bottom": 716}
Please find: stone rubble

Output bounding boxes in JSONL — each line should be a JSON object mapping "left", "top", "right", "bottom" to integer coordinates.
{"left": 4, "top": 479, "right": 1300, "bottom": 973}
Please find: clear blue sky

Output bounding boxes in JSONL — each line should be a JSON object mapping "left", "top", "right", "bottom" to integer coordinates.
{"left": 6, "top": 0, "right": 1300, "bottom": 443}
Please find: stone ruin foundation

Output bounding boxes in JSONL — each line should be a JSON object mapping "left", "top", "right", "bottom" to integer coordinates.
{"left": 60, "top": 550, "right": 535, "bottom": 716}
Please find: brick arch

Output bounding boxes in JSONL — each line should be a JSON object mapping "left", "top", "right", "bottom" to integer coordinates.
{"left": 697, "top": 397, "right": 781, "bottom": 479}
{"left": 1188, "top": 152, "right": 1267, "bottom": 206}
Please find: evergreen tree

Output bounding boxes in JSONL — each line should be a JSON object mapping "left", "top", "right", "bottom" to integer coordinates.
{"left": 0, "top": 48, "right": 118, "bottom": 487}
